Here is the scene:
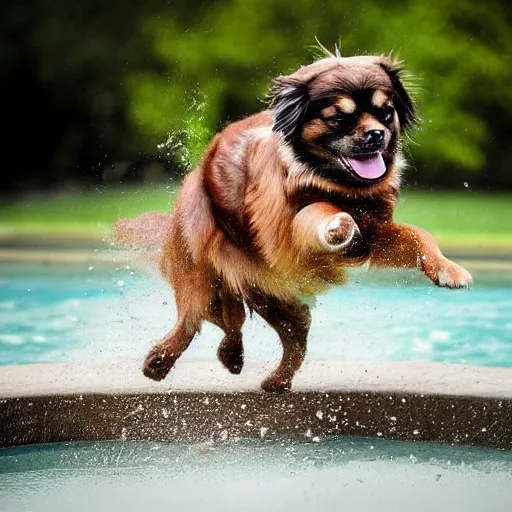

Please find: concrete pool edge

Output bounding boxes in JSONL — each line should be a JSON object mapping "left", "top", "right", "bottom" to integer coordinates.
{"left": 2, "top": 247, "right": 512, "bottom": 273}
{"left": 1, "top": 361, "right": 511, "bottom": 449}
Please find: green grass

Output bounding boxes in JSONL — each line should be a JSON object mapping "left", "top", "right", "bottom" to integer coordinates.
{"left": 0, "top": 184, "right": 177, "bottom": 238}
{"left": 395, "top": 190, "right": 512, "bottom": 250}
{"left": 0, "top": 183, "right": 511, "bottom": 251}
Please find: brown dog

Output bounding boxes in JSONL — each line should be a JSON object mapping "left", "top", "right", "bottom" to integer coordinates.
{"left": 114, "top": 53, "right": 472, "bottom": 393}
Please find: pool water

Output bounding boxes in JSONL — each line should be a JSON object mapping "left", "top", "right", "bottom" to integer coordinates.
{"left": 0, "top": 262, "right": 511, "bottom": 367}
{"left": 1, "top": 438, "right": 511, "bottom": 511}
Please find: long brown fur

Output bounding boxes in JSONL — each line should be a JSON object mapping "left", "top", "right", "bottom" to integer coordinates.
{"left": 114, "top": 54, "right": 472, "bottom": 392}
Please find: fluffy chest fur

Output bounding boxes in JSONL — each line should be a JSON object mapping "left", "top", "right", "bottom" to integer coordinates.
{"left": 197, "top": 112, "right": 399, "bottom": 298}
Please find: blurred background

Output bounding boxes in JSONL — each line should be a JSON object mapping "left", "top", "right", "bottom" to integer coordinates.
{"left": 0, "top": 0, "right": 511, "bottom": 249}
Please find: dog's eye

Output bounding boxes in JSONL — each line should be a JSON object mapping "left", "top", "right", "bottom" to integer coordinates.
{"left": 381, "top": 108, "right": 395, "bottom": 124}
{"left": 323, "top": 112, "right": 349, "bottom": 123}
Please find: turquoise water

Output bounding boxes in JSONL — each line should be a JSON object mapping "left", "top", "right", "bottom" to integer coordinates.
{"left": 0, "top": 262, "right": 511, "bottom": 367}
{"left": 1, "top": 438, "right": 511, "bottom": 511}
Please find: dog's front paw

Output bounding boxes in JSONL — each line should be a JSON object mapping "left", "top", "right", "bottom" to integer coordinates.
{"left": 322, "top": 212, "right": 360, "bottom": 250}
{"left": 435, "top": 260, "right": 473, "bottom": 289}
{"left": 142, "top": 345, "right": 176, "bottom": 381}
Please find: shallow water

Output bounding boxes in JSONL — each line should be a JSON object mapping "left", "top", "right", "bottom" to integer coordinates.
{"left": 0, "top": 438, "right": 511, "bottom": 512}
{"left": 0, "top": 262, "right": 511, "bottom": 367}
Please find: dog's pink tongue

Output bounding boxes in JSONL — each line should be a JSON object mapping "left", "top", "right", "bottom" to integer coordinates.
{"left": 347, "top": 154, "right": 386, "bottom": 179}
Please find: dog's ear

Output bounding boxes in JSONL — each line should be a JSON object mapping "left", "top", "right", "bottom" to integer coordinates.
{"left": 378, "top": 56, "right": 418, "bottom": 130}
{"left": 269, "top": 76, "right": 310, "bottom": 141}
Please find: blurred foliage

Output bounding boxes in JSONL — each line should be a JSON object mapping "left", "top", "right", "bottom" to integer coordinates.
{"left": 2, "top": 185, "right": 512, "bottom": 252}
{"left": 2, "top": 0, "right": 512, "bottom": 193}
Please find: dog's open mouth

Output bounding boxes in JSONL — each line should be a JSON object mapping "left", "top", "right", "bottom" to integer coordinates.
{"left": 341, "top": 153, "right": 386, "bottom": 181}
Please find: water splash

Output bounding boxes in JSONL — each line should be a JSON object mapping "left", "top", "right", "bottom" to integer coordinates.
{"left": 156, "top": 92, "right": 212, "bottom": 172}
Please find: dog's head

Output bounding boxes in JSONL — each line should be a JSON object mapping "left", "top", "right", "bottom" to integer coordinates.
{"left": 270, "top": 55, "right": 417, "bottom": 186}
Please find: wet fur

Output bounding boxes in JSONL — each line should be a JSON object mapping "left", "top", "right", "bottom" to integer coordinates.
{"left": 114, "top": 54, "right": 472, "bottom": 392}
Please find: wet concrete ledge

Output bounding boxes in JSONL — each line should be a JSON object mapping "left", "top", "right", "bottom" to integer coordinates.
{"left": 0, "top": 361, "right": 511, "bottom": 449}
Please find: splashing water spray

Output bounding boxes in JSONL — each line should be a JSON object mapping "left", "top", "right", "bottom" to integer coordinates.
{"left": 156, "top": 92, "right": 212, "bottom": 173}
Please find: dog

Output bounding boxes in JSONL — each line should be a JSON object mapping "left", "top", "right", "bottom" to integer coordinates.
{"left": 114, "top": 52, "right": 473, "bottom": 393}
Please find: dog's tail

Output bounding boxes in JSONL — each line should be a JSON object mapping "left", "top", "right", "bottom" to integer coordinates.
{"left": 112, "top": 211, "right": 171, "bottom": 249}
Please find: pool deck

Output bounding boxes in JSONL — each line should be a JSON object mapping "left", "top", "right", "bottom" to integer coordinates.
{"left": 1, "top": 361, "right": 511, "bottom": 449}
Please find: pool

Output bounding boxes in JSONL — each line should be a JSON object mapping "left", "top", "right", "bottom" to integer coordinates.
{"left": 1, "top": 438, "right": 511, "bottom": 511}
{"left": 1, "top": 258, "right": 512, "bottom": 510}
{"left": 1, "top": 261, "right": 511, "bottom": 368}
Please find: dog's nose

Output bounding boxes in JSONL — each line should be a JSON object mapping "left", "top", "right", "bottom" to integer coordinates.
{"left": 363, "top": 129, "right": 385, "bottom": 145}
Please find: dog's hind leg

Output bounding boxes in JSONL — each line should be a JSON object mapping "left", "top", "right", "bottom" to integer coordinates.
{"left": 207, "top": 285, "right": 246, "bottom": 375}
{"left": 248, "top": 292, "right": 311, "bottom": 393}
{"left": 142, "top": 316, "right": 200, "bottom": 381}
{"left": 143, "top": 261, "right": 210, "bottom": 382}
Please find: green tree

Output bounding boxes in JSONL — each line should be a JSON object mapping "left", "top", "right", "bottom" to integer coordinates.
{"left": 129, "top": 0, "right": 512, "bottom": 186}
